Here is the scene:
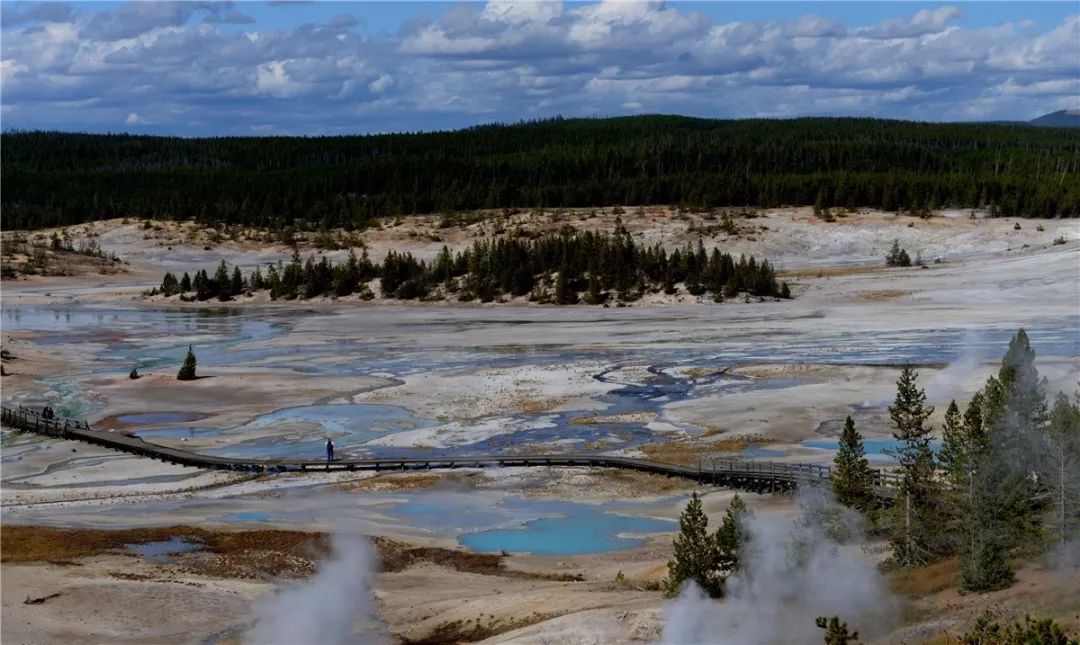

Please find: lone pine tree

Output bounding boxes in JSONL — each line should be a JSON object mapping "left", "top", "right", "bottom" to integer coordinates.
{"left": 177, "top": 345, "right": 198, "bottom": 381}
{"left": 665, "top": 492, "right": 750, "bottom": 598}
{"left": 666, "top": 492, "right": 722, "bottom": 597}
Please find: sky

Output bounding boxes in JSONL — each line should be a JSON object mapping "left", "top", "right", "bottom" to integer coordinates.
{"left": 1, "top": 1, "right": 1077, "bottom": 136}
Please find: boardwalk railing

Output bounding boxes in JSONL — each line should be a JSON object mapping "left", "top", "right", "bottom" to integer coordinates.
{"left": 2, "top": 405, "right": 901, "bottom": 499}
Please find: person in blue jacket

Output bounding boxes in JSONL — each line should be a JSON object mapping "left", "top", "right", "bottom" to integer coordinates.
{"left": 325, "top": 437, "right": 335, "bottom": 463}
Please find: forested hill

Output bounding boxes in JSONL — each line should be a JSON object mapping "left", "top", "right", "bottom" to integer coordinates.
{"left": 4, "top": 116, "right": 1079, "bottom": 230}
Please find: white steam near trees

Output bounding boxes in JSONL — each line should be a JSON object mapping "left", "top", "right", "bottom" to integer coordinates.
{"left": 661, "top": 488, "right": 896, "bottom": 645}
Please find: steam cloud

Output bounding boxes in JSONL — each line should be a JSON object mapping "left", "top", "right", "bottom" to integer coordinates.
{"left": 247, "top": 534, "right": 382, "bottom": 645}
{"left": 862, "top": 329, "right": 989, "bottom": 409}
{"left": 660, "top": 489, "right": 896, "bottom": 645}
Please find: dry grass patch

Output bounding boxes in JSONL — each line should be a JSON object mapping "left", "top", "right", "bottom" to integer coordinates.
{"left": 332, "top": 471, "right": 490, "bottom": 493}
{"left": 777, "top": 265, "right": 885, "bottom": 279}
{"left": 372, "top": 536, "right": 582, "bottom": 582}
{"left": 640, "top": 437, "right": 753, "bottom": 465}
{"left": 854, "top": 289, "right": 911, "bottom": 302}
{"left": 569, "top": 412, "right": 655, "bottom": 426}
{"left": 889, "top": 558, "right": 960, "bottom": 598}
{"left": 400, "top": 611, "right": 564, "bottom": 645}
{"left": 682, "top": 366, "right": 726, "bottom": 379}
{"left": 514, "top": 395, "right": 568, "bottom": 414}
{"left": 1, "top": 525, "right": 202, "bottom": 563}
{"left": 593, "top": 468, "right": 694, "bottom": 493}
{"left": 3, "top": 525, "right": 586, "bottom": 585}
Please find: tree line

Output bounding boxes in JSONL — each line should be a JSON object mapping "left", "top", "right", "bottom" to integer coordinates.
{"left": 663, "top": 328, "right": 1079, "bottom": 641}
{"left": 830, "top": 329, "right": 1079, "bottom": 592}
{"left": 154, "top": 230, "right": 790, "bottom": 304}
{"left": 5, "top": 115, "right": 1079, "bottom": 230}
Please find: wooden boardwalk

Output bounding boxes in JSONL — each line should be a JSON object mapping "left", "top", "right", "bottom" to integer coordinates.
{"left": 1, "top": 405, "right": 900, "bottom": 498}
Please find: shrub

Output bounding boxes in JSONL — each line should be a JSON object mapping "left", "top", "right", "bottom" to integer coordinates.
{"left": 886, "top": 240, "right": 912, "bottom": 267}
{"left": 177, "top": 346, "right": 197, "bottom": 381}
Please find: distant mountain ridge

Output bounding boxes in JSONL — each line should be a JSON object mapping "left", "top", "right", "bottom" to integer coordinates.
{"left": 1030, "top": 110, "right": 1080, "bottom": 127}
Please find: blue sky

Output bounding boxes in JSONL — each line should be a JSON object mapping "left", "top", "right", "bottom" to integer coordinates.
{"left": 2, "top": 1, "right": 1077, "bottom": 135}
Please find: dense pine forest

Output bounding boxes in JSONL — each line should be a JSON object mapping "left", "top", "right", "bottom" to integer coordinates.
{"left": 4, "top": 116, "right": 1079, "bottom": 230}
{"left": 154, "top": 230, "right": 787, "bottom": 304}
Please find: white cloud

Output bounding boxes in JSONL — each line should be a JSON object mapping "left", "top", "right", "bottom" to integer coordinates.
{"left": 368, "top": 73, "right": 394, "bottom": 93}
{"left": 858, "top": 6, "right": 962, "bottom": 39}
{"left": 125, "top": 111, "right": 145, "bottom": 124}
{"left": 0, "top": 1, "right": 1076, "bottom": 134}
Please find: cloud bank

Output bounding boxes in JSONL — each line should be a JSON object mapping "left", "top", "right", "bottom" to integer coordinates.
{"left": 1, "top": 1, "right": 1077, "bottom": 134}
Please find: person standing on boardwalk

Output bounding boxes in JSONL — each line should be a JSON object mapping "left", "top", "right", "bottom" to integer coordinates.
{"left": 326, "top": 437, "right": 335, "bottom": 463}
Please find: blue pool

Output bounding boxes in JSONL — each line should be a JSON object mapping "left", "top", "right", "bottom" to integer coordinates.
{"left": 389, "top": 496, "right": 677, "bottom": 555}
{"left": 134, "top": 426, "right": 221, "bottom": 440}
{"left": 803, "top": 437, "right": 943, "bottom": 460}
{"left": 125, "top": 537, "right": 200, "bottom": 563}
{"left": 461, "top": 511, "right": 676, "bottom": 555}
{"left": 117, "top": 411, "right": 208, "bottom": 425}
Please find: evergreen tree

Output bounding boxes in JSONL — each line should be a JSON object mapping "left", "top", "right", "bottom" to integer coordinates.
{"left": 887, "top": 366, "right": 942, "bottom": 567}
{"left": 714, "top": 493, "right": 750, "bottom": 578}
{"left": 554, "top": 266, "right": 575, "bottom": 305}
{"left": 1043, "top": 391, "right": 1080, "bottom": 549}
{"left": 213, "top": 260, "right": 230, "bottom": 301}
{"left": 987, "top": 330, "right": 1048, "bottom": 551}
{"left": 194, "top": 269, "right": 211, "bottom": 300}
{"left": 584, "top": 271, "right": 603, "bottom": 304}
{"left": 832, "top": 416, "right": 875, "bottom": 512}
{"left": 249, "top": 267, "right": 264, "bottom": 291}
{"left": 997, "top": 329, "right": 1049, "bottom": 450}
{"left": 665, "top": 492, "right": 723, "bottom": 598}
{"left": 945, "top": 395, "right": 988, "bottom": 572}
{"left": 890, "top": 366, "right": 934, "bottom": 441}
{"left": 230, "top": 266, "right": 244, "bottom": 297}
{"left": 160, "top": 272, "right": 179, "bottom": 296}
{"left": 813, "top": 187, "right": 827, "bottom": 217}
{"left": 177, "top": 345, "right": 197, "bottom": 381}
{"left": 179, "top": 272, "right": 191, "bottom": 293}
{"left": 886, "top": 240, "right": 912, "bottom": 267}
{"left": 959, "top": 330, "right": 1052, "bottom": 591}
{"left": 963, "top": 392, "right": 986, "bottom": 450}
{"left": 938, "top": 400, "right": 969, "bottom": 487}
{"left": 959, "top": 456, "right": 1017, "bottom": 591}
{"left": 723, "top": 274, "right": 739, "bottom": 298}
{"left": 815, "top": 616, "right": 860, "bottom": 645}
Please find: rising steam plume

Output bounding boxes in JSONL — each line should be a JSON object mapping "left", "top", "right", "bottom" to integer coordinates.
{"left": 661, "top": 489, "right": 896, "bottom": 645}
{"left": 247, "top": 533, "right": 382, "bottom": 645}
